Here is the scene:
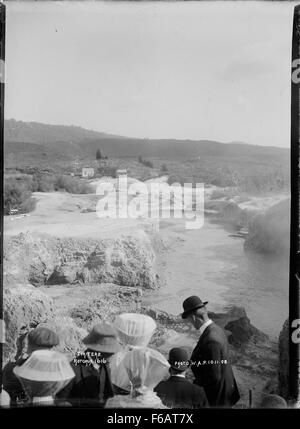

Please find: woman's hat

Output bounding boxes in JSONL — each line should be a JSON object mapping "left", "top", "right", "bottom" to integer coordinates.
{"left": 27, "top": 327, "right": 59, "bottom": 348}
{"left": 13, "top": 350, "right": 75, "bottom": 382}
{"left": 123, "top": 347, "right": 170, "bottom": 390}
{"left": 114, "top": 313, "right": 157, "bottom": 347}
{"left": 168, "top": 347, "right": 190, "bottom": 371}
{"left": 181, "top": 296, "right": 208, "bottom": 319}
{"left": 83, "top": 323, "right": 121, "bottom": 353}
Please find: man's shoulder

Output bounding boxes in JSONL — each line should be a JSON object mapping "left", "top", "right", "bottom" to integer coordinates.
{"left": 161, "top": 377, "right": 201, "bottom": 391}
{"left": 155, "top": 378, "right": 183, "bottom": 392}
{"left": 154, "top": 379, "right": 170, "bottom": 392}
{"left": 204, "top": 322, "right": 226, "bottom": 342}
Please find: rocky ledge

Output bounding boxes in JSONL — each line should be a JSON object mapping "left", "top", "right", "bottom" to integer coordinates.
{"left": 4, "top": 231, "right": 160, "bottom": 289}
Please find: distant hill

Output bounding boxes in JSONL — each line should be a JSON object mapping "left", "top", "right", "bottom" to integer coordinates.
{"left": 4, "top": 119, "right": 289, "bottom": 162}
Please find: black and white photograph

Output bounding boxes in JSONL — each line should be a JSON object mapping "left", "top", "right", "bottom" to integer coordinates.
{"left": 0, "top": 0, "right": 298, "bottom": 412}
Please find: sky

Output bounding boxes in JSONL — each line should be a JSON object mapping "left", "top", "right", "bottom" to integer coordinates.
{"left": 4, "top": 1, "right": 297, "bottom": 147}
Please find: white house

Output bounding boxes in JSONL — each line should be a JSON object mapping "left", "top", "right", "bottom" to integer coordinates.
{"left": 81, "top": 167, "right": 94, "bottom": 178}
{"left": 116, "top": 169, "right": 127, "bottom": 178}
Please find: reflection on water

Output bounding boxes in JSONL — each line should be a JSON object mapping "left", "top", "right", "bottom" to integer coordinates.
{"left": 144, "top": 217, "right": 288, "bottom": 341}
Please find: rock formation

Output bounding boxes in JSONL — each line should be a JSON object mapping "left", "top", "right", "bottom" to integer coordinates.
{"left": 3, "top": 285, "right": 55, "bottom": 364}
{"left": 69, "top": 284, "right": 143, "bottom": 329}
{"left": 4, "top": 231, "right": 160, "bottom": 289}
{"left": 225, "top": 316, "right": 268, "bottom": 348}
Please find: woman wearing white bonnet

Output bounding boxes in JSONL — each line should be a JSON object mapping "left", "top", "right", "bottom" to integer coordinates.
{"left": 13, "top": 349, "right": 75, "bottom": 407}
{"left": 106, "top": 347, "right": 170, "bottom": 408}
{"left": 110, "top": 313, "right": 158, "bottom": 393}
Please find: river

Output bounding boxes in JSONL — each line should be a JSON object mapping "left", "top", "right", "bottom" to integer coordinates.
{"left": 143, "top": 215, "right": 289, "bottom": 341}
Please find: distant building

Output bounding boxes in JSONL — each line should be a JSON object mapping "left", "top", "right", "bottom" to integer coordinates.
{"left": 81, "top": 167, "right": 94, "bottom": 178}
{"left": 116, "top": 169, "right": 127, "bottom": 178}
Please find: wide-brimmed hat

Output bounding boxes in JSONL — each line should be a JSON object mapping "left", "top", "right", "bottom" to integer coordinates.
{"left": 13, "top": 350, "right": 75, "bottom": 382}
{"left": 168, "top": 347, "right": 190, "bottom": 371}
{"left": 182, "top": 296, "right": 208, "bottom": 319}
{"left": 27, "top": 327, "right": 59, "bottom": 348}
{"left": 83, "top": 323, "right": 121, "bottom": 354}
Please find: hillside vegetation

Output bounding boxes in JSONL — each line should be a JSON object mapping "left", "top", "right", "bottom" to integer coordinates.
{"left": 5, "top": 119, "right": 289, "bottom": 162}
{"left": 4, "top": 119, "right": 290, "bottom": 199}
{"left": 4, "top": 173, "right": 92, "bottom": 215}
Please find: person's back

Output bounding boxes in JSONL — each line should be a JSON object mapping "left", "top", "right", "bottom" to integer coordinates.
{"left": 3, "top": 327, "right": 60, "bottom": 407}
{"left": 155, "top": 375, "right": 209, "bottom": 409}
{"left": 3, "top": 358, "right": 29, "bottom": 406}
{"left": 13, "top": 349, "right": 75, "bottom": 407}
{"left": 106, "top": 390, "right": 167, "bottom": 409}
{"left": 155, "top": 347, "right": 209, "bottom": 409}
{"left": 191, "top": 321, "right": 239, "bottom": 406}
{"left": 56, "top": 324, "right": 120, "bottom": 407}
{"left": 180, "top": 295, "right": 240, "bottom": 408}
{"left": 58, "top": 354, "right": 114, "bottom": 407}
{"left": 106, "top": 346, "right": 170, "bottom": 409}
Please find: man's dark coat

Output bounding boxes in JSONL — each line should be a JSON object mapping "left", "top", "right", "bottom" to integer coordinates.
{"left": 155, "top": 375, "right": 209, "bottom": 408}
{"left": 56, "top": 355, "right": 114, "bottom": 408}
{"left": 3, "top": 358, "right": 29, "bottom": 406}
{"left": 190, "top": 322, "right": 240, "bottom": 407}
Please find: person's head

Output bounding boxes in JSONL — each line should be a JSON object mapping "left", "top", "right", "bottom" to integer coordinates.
{"left": 82, "top": 323, "right": 121, "bottom": 360}
{"left": 13, "top": 350, "right": 75, "bottom": 399}
{"left": 181, "top": 296, "right": 209, "bottom": 329}
{"left": 260, "top": 394, "right": 288, "bottom": 409}
{"left": 114, "top": 313, "right": 157, "bottom": 348}
{"left": 168, "top": 347, "right": 190, "bottom": 376}
{"left": 26, "top": 327, "right": 60, "bottom": 355}
{"left": 123, "top": 347, "right": 170, "bottom": 395}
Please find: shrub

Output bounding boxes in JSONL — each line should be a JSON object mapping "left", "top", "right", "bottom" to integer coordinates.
{"left": 55, "top": 175, "right": 92, "bottom": 194}
{"left": 97, "top": 166, "right": 118, "bottom": 178}
{"left": 35, "top": 174, "right": 56, "bottom": 192}
{"left": 167, "top": 174, "right": 192, "bottom": 186}
{"left": 19, "top": 197, "right": 37, "bottom": 213}
{"left": 4, "top": 177, "right": 36, "bottom": 215}
{"left": 138, "top": 156, "right": 154, "bottom": 168}
{"left": 96, "top": 149, "right": 103, "bottom": 160}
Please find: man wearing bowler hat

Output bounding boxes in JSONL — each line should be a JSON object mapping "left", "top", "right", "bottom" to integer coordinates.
{"left": 154, "top": 347, "right": 209, "bottom": 409}
{"left": 57, "top": 323, "right": 121, "bottom": 407}
{"left": 182, "top": 296, "right": 240, "bottom": 407}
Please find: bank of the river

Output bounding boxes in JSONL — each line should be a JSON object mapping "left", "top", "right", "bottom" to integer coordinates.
{"left": 144, "top": 215, "right": 288, "bottom": 341}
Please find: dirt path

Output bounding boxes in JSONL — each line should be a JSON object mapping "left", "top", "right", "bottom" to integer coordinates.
{"left": 4, "top": 191, "right": 154, "bottom": 239}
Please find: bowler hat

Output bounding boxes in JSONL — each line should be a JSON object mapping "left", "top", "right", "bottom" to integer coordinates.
{"left": 182, "top": 296, "right": 208, "bottom": 319}
{"left": 27, "top": 327, "right": 59, "bottom": 348}
{"left": 83, "top": 323, "right": 121, "bottom": 354}
{"left": 168, "top": 347, "right": 190, "bottom": 371}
